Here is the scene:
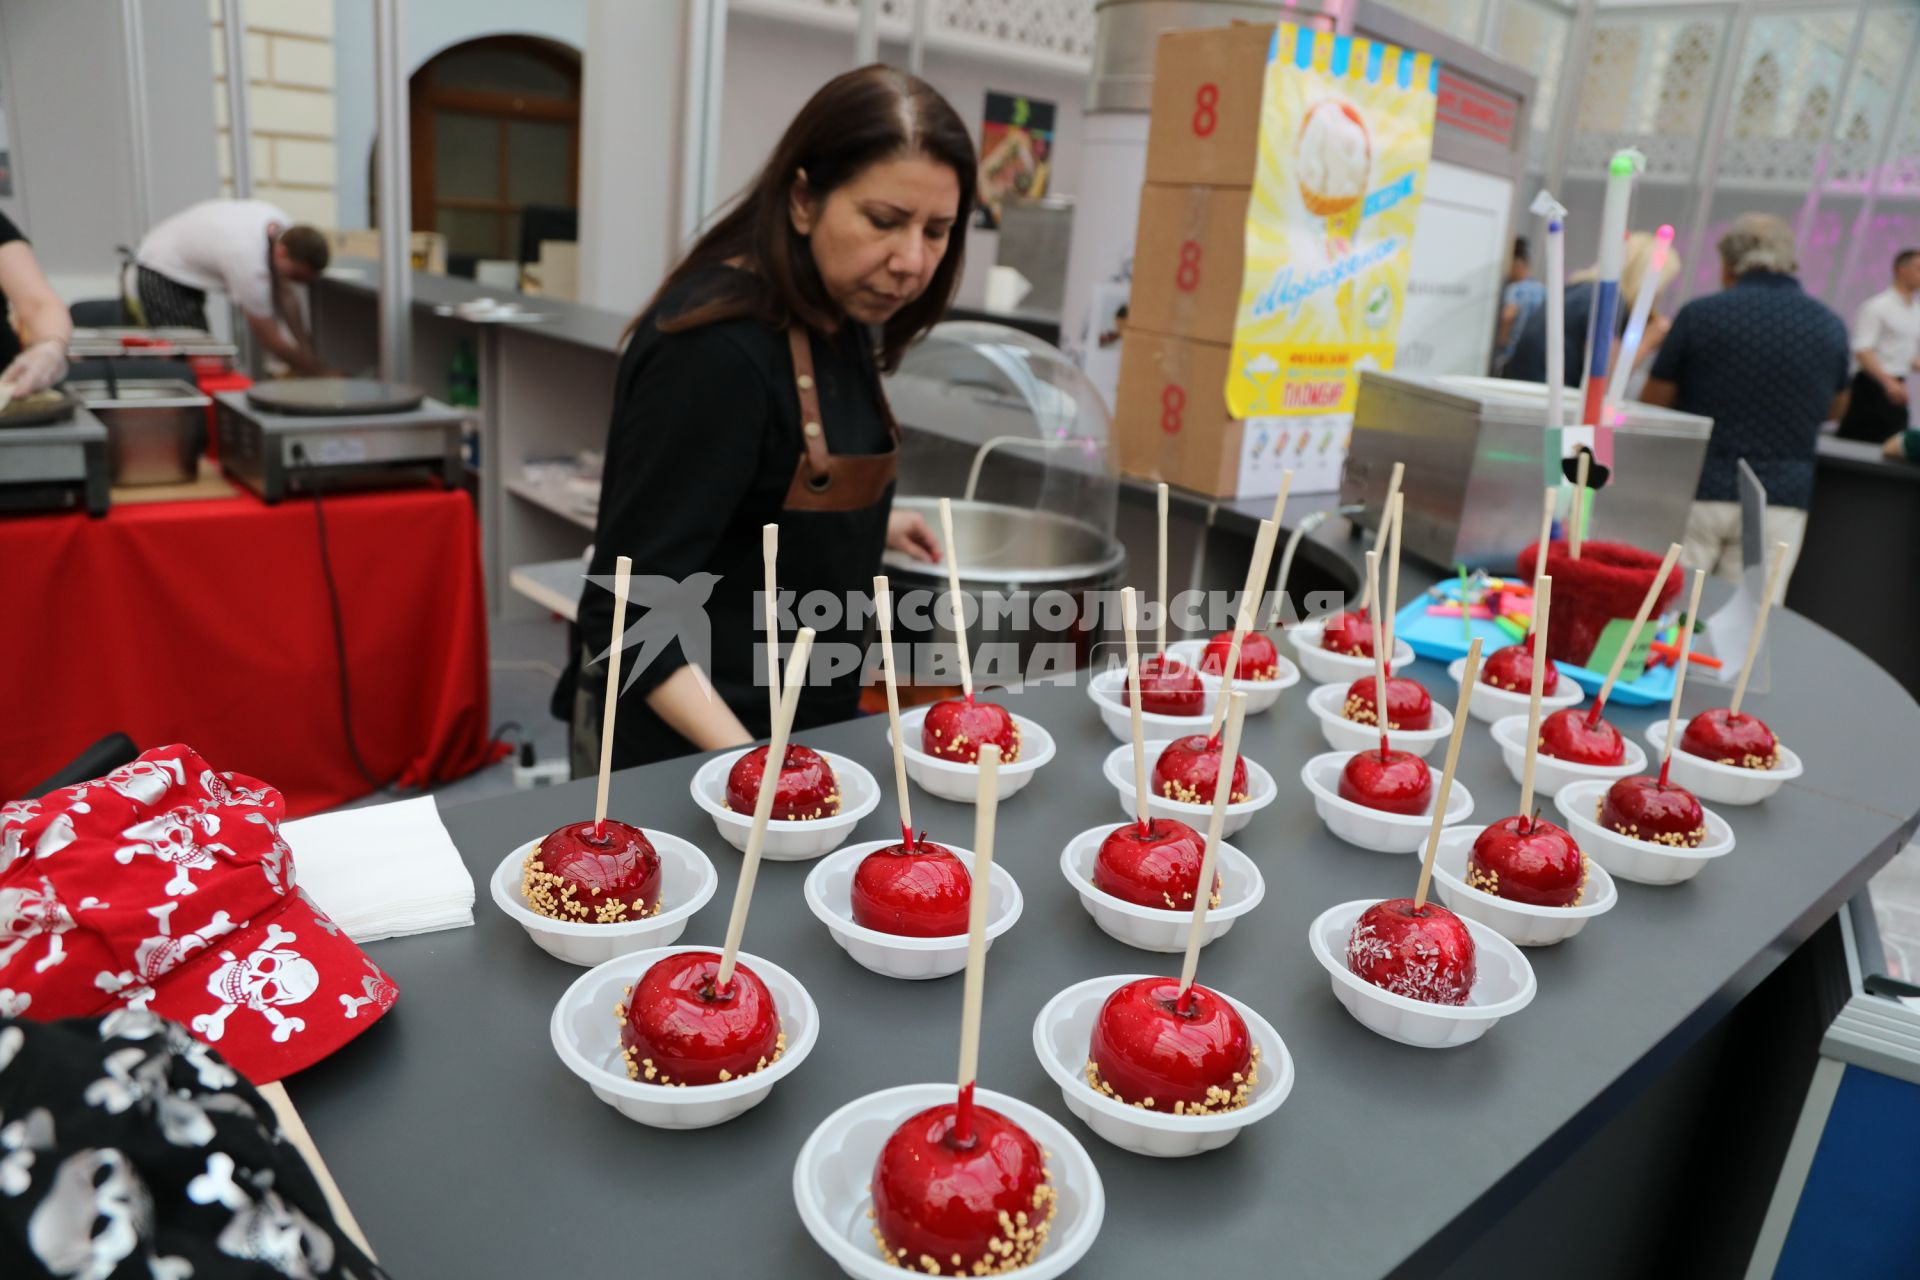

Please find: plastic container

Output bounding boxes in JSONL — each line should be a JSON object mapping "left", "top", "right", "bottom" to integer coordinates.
{"left": 1085, "top": 664, "right": 1216, "bottom": 743}
{"left": 1307, "top": 899, "right": 1536, "bottom": 1048}
{"left": 890, "top": 705, "right": 1055, "bottom": 803}
{"left": 1428, "top": 826, "right": 1618, "bottom": 946}
{"left": 1166, "top": 637, "right": 1301, "bottom": 714}
{"left": 803, "top": 840, "right": 1023, "bottom": 980}
{"left": 1287, "top": 617, "right": 1415, "bottom": 688}
{"left": 689, "top": 747, "right": 881, "bottom": 861}
{"left": 1031, "top": 975, "right": 1294, "bottom": 1157}
{"left": 490, "top": 833, "right": 718, "bottom": 966}
{"left": 1058, "top": 824, "right": 1264, "bottom": 953}
{"left": 1299, "top": 751, "right": 1474, "bottom": 854}
{"left": 1305, "top": 681, "right": 1455, "bottom": 759}
{"left": 1489, "top": 713, "right": 1647, "bottom": 798}
{"left": 549, "top": 945, "right": 818, "bottom": 1128}
{"left": 1554, "top": 778, "right": 1736, "bottom": 885}
{"left": 1447, "top": 655, "right": 1584, "bottom": 724}
{"left": 1101, "top": 740, "right": 1278, "bottom": 838}
{"left": 1644, "top": 718, "right": 1803, "bottom": 806}
{"left": 793, "top": 1082, "right": 1105, "bottom": 1280}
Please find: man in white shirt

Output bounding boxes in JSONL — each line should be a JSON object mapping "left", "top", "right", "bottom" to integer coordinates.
{"left": 133, "top": 199, "right": 330, "bottom": 374}
{"left": 1837, "top": 248, "right": 1920, "bottom": 442}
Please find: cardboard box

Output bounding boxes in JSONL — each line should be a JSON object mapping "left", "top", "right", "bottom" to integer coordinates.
{"left": 1145, "top": 24, "right": 1272, "bottom": 187}
{"left": 1127, "top": 183, "right": 1250, "bottom": 348}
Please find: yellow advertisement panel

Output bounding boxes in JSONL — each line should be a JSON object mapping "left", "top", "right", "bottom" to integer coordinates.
{"left": 1226, "top": 25, "right": 1438, "bottom": 417}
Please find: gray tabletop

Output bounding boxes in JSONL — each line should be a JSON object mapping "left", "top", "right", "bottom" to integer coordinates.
{"left": 288, "top": 607, "right": 1920, "bottom": 1278}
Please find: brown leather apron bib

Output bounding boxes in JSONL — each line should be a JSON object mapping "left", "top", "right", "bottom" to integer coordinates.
{"left": 781, "top": 324, "right": 900, "bottom": 510}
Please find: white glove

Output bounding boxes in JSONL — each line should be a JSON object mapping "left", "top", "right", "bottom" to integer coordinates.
{"left": 0, "top": 339, "right": 68, "bottom": 397}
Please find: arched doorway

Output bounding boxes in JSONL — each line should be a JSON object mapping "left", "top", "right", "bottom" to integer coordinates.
{"left": 408, "top": 36, "right": 581, "bottom": 264}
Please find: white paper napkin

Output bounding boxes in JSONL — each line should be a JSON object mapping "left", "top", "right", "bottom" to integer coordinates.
{"left": 282, "top": 796, "right": 475, "bottom": 942}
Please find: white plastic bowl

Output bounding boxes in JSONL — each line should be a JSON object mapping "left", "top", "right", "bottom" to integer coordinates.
{"left": 890, "top": 705, "right": 1055, "bottom": 803}
{"left": 1058, "top": 824, "right": 1264, "bottom": 953}
{"left": 549, "top": 945, "right": 818, "bottom": 1128}
{"left": 1299, "top": 751, "right": 1474, "bottom": 854}
{"left": 793, "top": 1082, "right": 1104, "bottom": 1280}
{"left": 1102, "top": 739, "right": 1278, "bottom": 838}
{"left": 1166, "top": 637, "right": 1301, "bottom": 714}
{"left": 1085, "top": 665, "right": 1216, "bottom": 743}
{"left": 802, "top": 840, "right": 1023, "bottom": 980}
{"left": 1428, "top": 826, "right": 1617, "bottom": 946}
{"left": 1031, "top": 975, "right": 1294, "bottom": 1157}
{"left": 1554, "top": 778, "right": 1736, "bottom": 885}
{"left": 1287, "top": 617, "right": 1415, "bottom": 688}
{"left": 1490, "top": 713, "right": 1647, "bottom": 798}
{"left": 1306, "top": 681, "right": 1455, "bottom": 760}
{"left": 1448, "top": 656, "right": 1584, "bottom": 725}
{"left": 689, "top": 747, "right": 881, "bottom": 861}
{"left": 1645, "top": 718, "right": 1804, "bottom": 806}
{"left": 491, "top": 832, "right": 719, "bottom": 966}
{"left": 1307, "top": 899, "right": 1537, "bottom": 1048}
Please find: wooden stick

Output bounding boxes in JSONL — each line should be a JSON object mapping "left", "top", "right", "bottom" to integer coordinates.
{"left": 1518, "top": 576, "right": 1553, "bottom": 822}
{"left": 1177, "top": 692, "right": 1246, "bottom": 1011}
{"left": 874, "top": 575, "right": 913, "bottom": 849}
{"left": 1730, "top": 541, "right": 1791, "bottom": 716}
{"left": 1355, "top": 461, "right": 1404, "bottom": 612}
{"left": 1660, "top": 568, "right": 1707, "bottom": 786}
{"left": 593, "top": 555, "right": 633, "bottom": 836}
{"left": 714, "top": 627, "right": 814, "bottom": 990}
{"left": 1207, "top": 517, "right": 1280, "bottom": 738}
{"left": 1366, "top": 550, "right": 1390, "bottom": 759}
{"left": 1256, "top": 469, "right": 1296, "bottom": 638}
{"left": 937, "top": 498, "right": 974, "bottom": 701}
{"left": 1156, "top": 482, "right": 1170, "bottom": 657}
{"left": 1415, "top": 639, "right": 1482, "bottom": 910}
{"left": 1587, "top": 541, "right": 1681, "bottom": 723}
{"left": 1122, "top": 586, "right": 1153, "bottom": 834}
{"left": 954, "top": 741, "right": 1002, "bottom": 1141}
{"left": 1534, "top": 485, "right": 1555, "bottom": 594}
{"left": 763, "top": 524, "right": 780, "bottom": 733}
{"left": 1382, "top": 491, "right": 1406, "bottom": 665}
{"left": 1570, "top": 450, "right": 1590, "bottom": 558}
{"left": 258, "top": 1083, "right": 375, "bottom": 1261}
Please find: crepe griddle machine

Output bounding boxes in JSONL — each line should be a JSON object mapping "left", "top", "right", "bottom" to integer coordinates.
{"left": 217, "top": 378, "right": 466, "bottom": 502}
{"left": 0, "top": 389, "right": 111, "bottom": 517}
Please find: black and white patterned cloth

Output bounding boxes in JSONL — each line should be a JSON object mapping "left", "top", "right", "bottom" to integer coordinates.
{"left": 133, "top": 267, "right": 211, "bottom": 331}
{"left": 0, "top": 1010, "right": 389, "bottom": 1280}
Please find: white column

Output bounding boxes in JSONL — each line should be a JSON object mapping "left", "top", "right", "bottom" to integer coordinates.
{"left": 373, "top": 0, "right": 410, "bottom": 384}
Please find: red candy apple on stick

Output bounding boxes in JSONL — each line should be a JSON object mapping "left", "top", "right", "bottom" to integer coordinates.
{"left": 1680, "top": 541, "right": 1790, "bottom": 770}
{"left": 1200, "top": 471, "right": 1293, "bottom": 683}
{"left": 1338, "top": 550, "right": 1432, "bottom": 816}
{"left": 1343, "top": 492, "right": 1431, "bottom": 729}
{"left": 1129, "top": 482, "right": 1206, "bottom": 716}
{"left": 1601, "top": 568, "right": 1712, "bottom": 847}
{"left": 1484, "top": 487, "right": 1561, "bottom": 695}
{"left": 921, "top": 499, "right": 1021, "bottom": 764}
{"left": 727, "top": 524, "right": 842, "bottom": 818}
{"left": 1537, "top": 542, "right": 1681, "bottom": 767}
{"left": 1320, "top": 461, "right": 1403, "bottom": 658}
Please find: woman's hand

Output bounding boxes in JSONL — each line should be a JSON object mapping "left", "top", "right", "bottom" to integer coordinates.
{"left": 887, "top": 509, "right": 942, "bottom": 563}
{"left": 0, "top": 339, "right": 67, "bottom": 398}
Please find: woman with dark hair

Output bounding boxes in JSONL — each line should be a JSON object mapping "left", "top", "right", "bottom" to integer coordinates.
{"left": 568, "top": 65, "right": 975, "bottom": 771}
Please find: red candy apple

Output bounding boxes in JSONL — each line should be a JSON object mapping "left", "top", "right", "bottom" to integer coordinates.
{"left": 1093, "top": 818, "right": 1218, "bottom": 911}
{"left": 1599, "top": 776, "right": 1706, "bottom": 848}
{"left": 1481, "top": 640, "right": 1559, "bottom": 695}
{"left": 725, "top": 743, "right": 841, "bottom": 820}
{"left": 1345, "top": 897, "right": 1476, "bottom": 1005}
{"left": 521, "top": 819, "right": 661, "bottom": 924}
{"left": 1086, "top": 977, "right": 1257, "bottom": 1115}
{"left": 851, "top": 838, "right": 972, "bottom": 937}
{"left": 1124, "top": 653, "right": 1205, "bottom": 717}
{"left": 1152, "top": 735, "right": 1250, "bottom": 806}
{"left": 1201, "top": 630, "right": 1282, "bottom": 682}
{"left": 1467, "top": 815, "right": 1586, "bottom": 907}
{"left": 870, "top": 1102, "right": 1055, "bottom": 1274}
{"left": 1679, "top": 708, "right": 1780, "bottom": 771}
{"left": 1341, "top": 675, "right": 1433, "bottom": 730}
{"left": 1337, "top": 748, "right": 1432, "bottom": 816}
{"left": 1320, "top": 609, "right": 1375, "bottom": 657}
{"left": 1538, "top": 707, "right": 1625, "bottom": 766}
{"left": 922, "top": 697, "right": 1021, "bottom": 764}
{"left": 617, "top": 951, "right": 783, "bottom": 1086}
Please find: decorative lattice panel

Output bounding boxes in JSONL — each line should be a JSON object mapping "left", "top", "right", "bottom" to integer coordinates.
{"left": 929, "top": 0, "right": 1094, "bottom": 63}
{"left": 1570, "top": 16, "right": 1724, "bottom": 178}
{"left": 1828, "top": 6, "right": 1917, "bottom": 189}
{"left": 1715, "top": 10, "right": 1855, "bottom": 187}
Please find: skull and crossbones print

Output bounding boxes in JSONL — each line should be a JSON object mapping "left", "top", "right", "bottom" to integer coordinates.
{"left": 115, "top": 809, "right": 236, "bottom": 897}
{"left": 190, "top": 925, "right": 320, "bottom": 1044}
{"left": 0, "top": 875, "right": 102, "bottom": 973}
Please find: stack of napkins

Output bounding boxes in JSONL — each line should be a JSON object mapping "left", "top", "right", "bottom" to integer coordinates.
{"left": 281, "top": 796, "right": 475, "bottom": 942}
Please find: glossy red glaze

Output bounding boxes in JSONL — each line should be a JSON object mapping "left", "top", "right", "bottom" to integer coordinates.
{"left": 1539, "top": 707, "right": 1625, "bottom": 766}
{"left": 1200, "top": 630, "right": 1282, "bottom": 682}
{"left": 1087, "top": 977, "right": 1254, "bottom": 1114}
{"left": 1481, "top": 640, "right": 1559, "bottom": 694}
{"left": 1320, "top": 609, "right": 1375, "bottom": 657}
{"left": 619, "top": 951, "right": 781, "bottom": 1086}
{"left": 1152, "top": 735, "right": 1250, "bottom": 806}
{"left": 1600, "top": 776, "right": 1707, "bottom": 848}
{"left": 850, "top": 839, "right": 973, "bottom": 937}
{"left": 871, "top": 1102, "right": 1054, "bottom": 1274}
{"left": 1468, "top": 815, "right": 1585, "bottom": 907}
{"left": 921, "top": 697, "right": 1021, "bottom": 764}
{"left": 725, "top": 743, "right": 841, "bottom": 820}
{"left": 1345, "top": 898, "right": 1476, "bottom": 1005}
{"left": 523, "top": 820, "right": 660, "bottom": 923}
{"left": 1341, "top": 675, "right": 1433, "bottom": 730}
{"left": 1337, "top": 749, "right": 1432, "bottom": 815}
{"left": 1123, "top": 652, "right": 1206, "bottom": 717}
{"left": 1680, "top": 708, "right": 1781, "bottom": 770}
{"left": 1092, "top": 818, "right": 1216, "bottom": 911}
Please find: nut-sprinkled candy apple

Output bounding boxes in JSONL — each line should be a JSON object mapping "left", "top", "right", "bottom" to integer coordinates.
{"left": 615, "top": 951, "right": 784, "bottom": 1086}
{"left": 1679, "top": 708, "right": 1781, "bottom": 771}
{"left": 1093, "top": 818, "right": 1219, "bottom": 911}
{"left": 1152, "top": 735, "right": 1250, "bottom": 806}
{"left": 1123, "top": 653, "right": 1205, "bottom": 717}
{"left": 1341, "top": 675, "right": 1433, "bottom": 730}
{"left": 521, "top": 820, "right": 661, "bottom": 924}
{"left": 1320, "top": 609, "right": 1375, "bottom": 657}
{"left": 1481, "top": 640, "right": 1559, "bottom": 695}
{"left": 1337, "top": 749, "right": 1432, "bottom": 816}
{"left": 922, "top": 697, "right": 1021, "bottom": 764}
{"left": 1467, "top": 815, "right": 1586, "bottom": 907}
{"left": 851, "top": 837, "right": 972, "bottom": 937}
{"left": 1085, "top": 977, "right": 1258, "bottom": 1115}
{"left": 725, "top": 743, "right": 841, "bottom": 820}
{"left": 870, "top": 1102, "right": 1056, "bottom": 1275}
{"left": 1599, "top": 776, "right": 1707, "bottom": 848}
{"left": 1200, "top": 630, "right": 1282, "bottom": 682}
{"left": 1345, "top": 897, "right": 1476, "bottom": 1005}
{"left": 1538, "top": 707, "right": 1625, "bottom": 766}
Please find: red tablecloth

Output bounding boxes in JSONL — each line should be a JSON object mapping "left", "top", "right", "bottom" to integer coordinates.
{"left": 1, "top": 488, "right": 502, "bottom": 814}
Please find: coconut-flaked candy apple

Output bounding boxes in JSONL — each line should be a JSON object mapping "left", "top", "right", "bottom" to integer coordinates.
{"left": 870, "top": 1102, "right": 1056, "bottom": 1275}
{"left": 1599, "top": 776, "right": 1707, "bottom": 848}
{"left": 1200, "top": 630, "right": 1282, "bottom": 682}
{"left": 1123, "top": 653, "right": 1205, "bottom": 717}
{"left": 1481, "top": 640, "right": 1559, "bottom": 695}
{"left": 922, "top": 696, "right": 1021, "bottom": 765}
{"left": 1341, "top": 675, "right": 1433, "bottom": 730}
{"left": 615, "top": 951, "right": 783, "bottom": 1086}
{"left": 1093, "top": 818, "right": 1219, "bottom": 912}
{"left": 1538, "top": 707, "right": 1625, "bottom": 766}
{"left": 1467, "top": 815, "right": 1586, "bottom": 907}
{"left": 1152, "top": 735, "right": 1250, "bottom": 806}
{"left": 851, "top": 837, "right": 972, "bottom": 937}
{"left": 1320, "top": 609, "right": 1375, "bottom": 657}
{"left": 725, "top": 743, "right": 841, "bottom": 820}
{"left": 1345, "top": 897, "right": 1476, "bottom": 1005}
{"left": 1337, "top": 748, "right": 1432, "bottom": 816}
{"left": 1680, "top": 708, "right": 1781, "bottom": 771}
{"left": 1086, "top": 977, "right": 1258, "bottom": 1116}
{"left": 521, "top": 820, "right": 661, "bottom": 924}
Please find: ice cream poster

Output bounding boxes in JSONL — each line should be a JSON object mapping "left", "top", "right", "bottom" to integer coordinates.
{"left": 1226, "top": 26, "right": 1437, "bottom": 417}
{"left": 976, "top": 92, "right": 1055, "bottom": 229}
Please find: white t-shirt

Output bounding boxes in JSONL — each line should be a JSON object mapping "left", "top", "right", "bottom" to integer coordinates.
{"left": 1852, "top": 286, "right": 1920, "bottom": 375}
{"left": 136, "top": 199, "right": 291, "bottom": 318}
